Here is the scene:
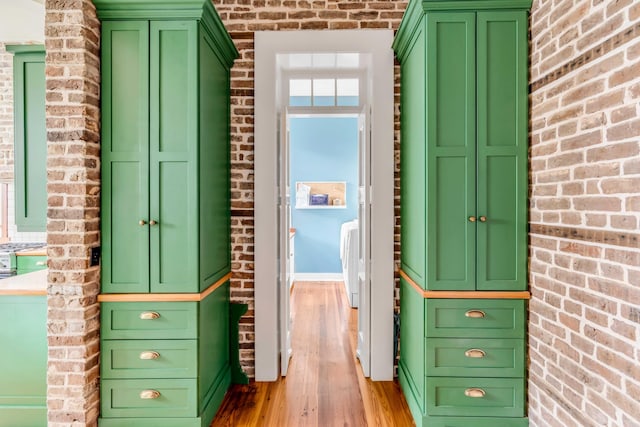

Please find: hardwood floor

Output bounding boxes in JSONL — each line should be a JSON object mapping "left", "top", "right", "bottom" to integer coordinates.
{"left": 211, "top": 281, "right": 414, "bottom": 427}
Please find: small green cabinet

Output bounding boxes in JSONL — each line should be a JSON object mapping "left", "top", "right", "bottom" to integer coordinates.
{"left": 394, "top": 0, "right": 531, "bottom": 426}
{"left": 6, "top": 45, "right": 47, "bottom": 233}
{"left": 16, "top": 255, "right": 47, "bottom": 275}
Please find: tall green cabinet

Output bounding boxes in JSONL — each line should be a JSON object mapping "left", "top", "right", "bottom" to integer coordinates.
{"left": 94, "top": 1, "right": 238, "bottom": 426}
{"left": 6, "top": 45, "right": 47, "bottom": 232}
{"left": 393, "top": 0, "right": 531, "bottom": 426}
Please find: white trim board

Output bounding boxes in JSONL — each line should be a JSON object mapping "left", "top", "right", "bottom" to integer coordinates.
{"left": 293, "top": 273, "right": 344, "bottom": 282}
{"left": 254, "top": 30, "right": 395, "bottom": 381}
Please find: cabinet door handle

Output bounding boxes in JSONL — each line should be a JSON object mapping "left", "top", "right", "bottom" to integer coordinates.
{"left": 479, "top": 216, "right": 487, "bottom": 222}
{"left": 139, "top": 220, "right": 147, "bottom": 226}
{"left": 35, "top": 261, "right": 46, "bottom": 266}
{"left": 464, "top": 349, "right": 486, "bottom": 358}
{"left": 468, "top": 216, "right": 476, "bottom": 222}
{"left": 464, "top": 388, "right": 486, "bottom": 398}
{"left": 139, "top": 351, "right": 160, "bottom": 360}
{"left": 465, "top": 310, "right": 486, "bottom": 319}
{"left": 139, "top": 390, "right": 161, "bottom": 399}
{"left": 149, "top": 220, "right": 158, "bottom": 226}
{"left": 139, "top": 311, "right": 161, "bottom": 320}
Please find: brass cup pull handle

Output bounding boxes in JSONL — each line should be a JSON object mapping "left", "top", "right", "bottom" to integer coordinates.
{"left": 139, "top": 311, "right": 161, "bottom": 320}
{"left": 35, "top": 261, "right": 46, "bottom": 266}
{"left": 465, "top": 310, "right": 486, "bottom": 319}
{"left": 139, "top": 390, "right": 161, "bottom": 400}
{"left": 139, "top": 220, "right": 147, "bottom": 226}
{"left": 479, "top": 216, "right": 487, "bottom": 222}
{"left": 468, "top": 216, "right": 477, "bottom": 222}
{"left": 139, "top": 351, "right": 160, "bottom": 360}
{"left": 464, "top": 349, "right": 486, "bottom": 358}
{"left": 149, "top": 220, "right": 158, "bottom": 226}
{"left": 464, "top": 388, "right": 486, "bottom": 398}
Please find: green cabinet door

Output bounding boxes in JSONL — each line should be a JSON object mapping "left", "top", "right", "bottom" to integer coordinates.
{"left": 7, "top": 46, "right": 47, "bottom": 233}
{"left": 149, "top": 20, "right": 199, "bottom": 293}
{"left": 476, "top": 11, "right": 529, "bottom": 291}
{"left": 101, "top": 21, "right": 151, "bottom": 294}
{"left": 426, "top": 12, "right": 476, "bottom": 291}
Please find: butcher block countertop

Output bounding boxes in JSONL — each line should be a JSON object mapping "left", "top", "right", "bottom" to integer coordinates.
{"left": 15, "top": 247, "right": 47, "bottom": 256}
{"left": 0, "top": 269, "right": 47, "bottom": 295}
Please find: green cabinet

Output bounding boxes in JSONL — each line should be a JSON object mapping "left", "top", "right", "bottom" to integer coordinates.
{"left": 99, "top": 283, "right": 231, "bottom": 426}
{"left": 99, "top": 3, "right": 237, "bottom": 294}
{"left": 16, "top": 255, "right": 47, "bottom": 275}
{"left": 0, "top": 296, "right": 47, "bottom": 426}
{"left": 397, "top": 6, "right": 529, "bottom": 292}
{"left": 95, "top": 1, "right": 238, "bottom": 426}
{"left": 6, "top": 45, "right": 47, "bottom": 233}
{"left": 394, "top": 0, "right": 531, "bottom": 426}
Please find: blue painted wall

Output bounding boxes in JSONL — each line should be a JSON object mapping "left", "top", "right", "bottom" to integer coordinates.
{"left": 290, "top": 117, "right": 358, "bottom": 273}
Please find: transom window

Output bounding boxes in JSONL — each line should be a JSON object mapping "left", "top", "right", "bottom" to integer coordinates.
{"left": 288, "top": 77, "right": 360, "bottom": 107}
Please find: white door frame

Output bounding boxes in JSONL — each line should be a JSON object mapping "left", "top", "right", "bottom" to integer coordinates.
{"left": 254, "top": 30, "right": 395, "bottom": 381}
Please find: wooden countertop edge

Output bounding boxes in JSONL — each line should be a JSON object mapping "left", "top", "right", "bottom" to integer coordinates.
{"left": 15, "top": 249, "right": 47, "bottom": 256}
{"left": 97, "top": 272, "right": 232, "bottom": 302}
{"left": 0, "top": 289, "right": 46, "bottom": 296}
{"left": 398, "top": 269, "right": 531, "bottom": 300}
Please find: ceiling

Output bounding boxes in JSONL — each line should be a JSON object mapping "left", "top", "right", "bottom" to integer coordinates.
{"left": 0, "top": 0, "right": 45, "bottom": 44}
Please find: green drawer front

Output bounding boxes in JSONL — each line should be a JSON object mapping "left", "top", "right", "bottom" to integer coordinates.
{"left": 102, "top": 340, "right": 198, "bottom": 379}
{"left": 101, "top": 378, "right": 197, "bottom": 418}
{"left": 426, "top": 299, "right": 526, "bottom": 338}
{"left": 426, "top": 338, "right": 525, "bottom": 378}
{"left": 16, "top": 255, "right": 47, "bottom": 274}
{"left": 101, "top": 302, "right": 198, "bottom": 340}
{"left": 423, "top": 415, "right": 528, "bottom": 427}
{"left": 426, "top": 377, "right": 525, "bottom": 418}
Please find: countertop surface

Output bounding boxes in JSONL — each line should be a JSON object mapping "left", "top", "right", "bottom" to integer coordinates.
{"left": 15, "top": 247, "right": 47, "bottom": 256}
{"left": 0, "top": 269, "right": 47, "bottom": 295}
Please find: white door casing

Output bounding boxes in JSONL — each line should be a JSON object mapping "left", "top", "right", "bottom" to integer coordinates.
{"left": 255, "top": 30, "right": 395, "bottom": 381}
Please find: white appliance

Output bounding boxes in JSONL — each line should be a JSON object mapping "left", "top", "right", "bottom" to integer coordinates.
{"left": 340, "top": 219, "right": 359, "bottom": 308}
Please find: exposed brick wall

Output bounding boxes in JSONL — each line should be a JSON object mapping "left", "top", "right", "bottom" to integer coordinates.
{"left": 0, "top": 44, "right": 13, "bottom": 182}
{"left": 44, "top": 0, "right": 101, "bottom": 425}
{"left": 213, "top": 0, "right": 408, "bottom": 378}
{"left": 529, "top": 0, "right": 640, "bottom": 425}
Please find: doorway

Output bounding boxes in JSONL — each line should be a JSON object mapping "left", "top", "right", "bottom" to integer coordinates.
{"left": 254, "top": 30, "right": 395, "bottom": 381}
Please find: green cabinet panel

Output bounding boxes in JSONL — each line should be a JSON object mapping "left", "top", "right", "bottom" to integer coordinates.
{"left": 101, "top": 378, "right": 197, "bottom": 418}
{"left": 426, "top": 377, "right": 525, "bottom": 417}
{"left": 0, "top": 296, "right": 47, "bottom": 426}
{"left": 101, "top": 302, "right": 198, "bottom": 340}
{"left": 476, "top": 11, "right": 529, "bottom": 291}
{"left": 101, "top": 20, "right": 150, "bottom": 294}
{"left": 399, "top": 277, "right": 426, "bottom": 412}
{"left": 426, "top": 338, "right": 525, "bottom": 378}
{"left": 7, "top": 46, "right": 46, "bottom": 232}
{"left": 400, "top": 27, "right": 427, "bottom": 285}
{"left": 16, "top": 255, "right": 47, "bottom": 275}
{"left": 102, "top": 340, "right": 198, "bottom": 379}
{"left": 426, "top": 299, "right": 526, "bottom": 338}
{"left": 426, "top": 13, "right": 476, "bottom": 291}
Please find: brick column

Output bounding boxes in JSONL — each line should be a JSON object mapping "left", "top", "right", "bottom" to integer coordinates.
{"left": 45, "top": 1, "right": 101, "bottom": 425}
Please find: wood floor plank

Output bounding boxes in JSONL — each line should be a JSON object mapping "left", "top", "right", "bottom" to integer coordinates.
{"left": 211, "top": 281, "right": 414, "bottom": 427}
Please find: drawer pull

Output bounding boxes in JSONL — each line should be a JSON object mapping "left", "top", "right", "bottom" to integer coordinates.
{"left": 139, "top": 351, "right": 160, "bottom": 360}
{"left": 139, "top": 311, "right": 161, "bottom": 320}
{"left": 35, "top": 261, "right": 46, "bottom": 266}
{"left": 464, "top": 349, "right": 486, "bottom": 358}
{"left": 464, "top": 388, "right": 486, "bottom": 398}
{"left": 139, "top": 389, "right": 161, "bottom": 400}
{"left": 465, "top": 310, "right": 486, "bottom": 319}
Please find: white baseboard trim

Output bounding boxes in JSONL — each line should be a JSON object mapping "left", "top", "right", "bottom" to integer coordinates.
{"left": 293, "top": 273, "right": 344, "bottom": 282}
